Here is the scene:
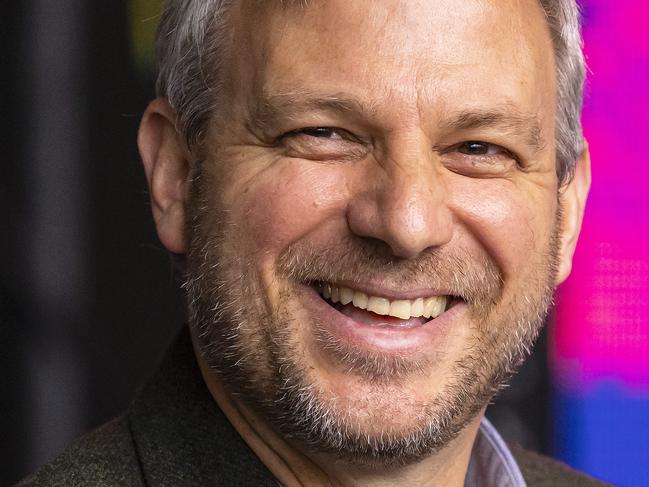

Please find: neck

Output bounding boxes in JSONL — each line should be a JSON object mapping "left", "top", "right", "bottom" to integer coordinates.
{"left": 195, "top": 349, "right": 482, "bottom": 487}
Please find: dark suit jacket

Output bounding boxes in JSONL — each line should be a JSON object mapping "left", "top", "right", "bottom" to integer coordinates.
{"left": 20, "top": 331, "right": 608, "bottom": 486}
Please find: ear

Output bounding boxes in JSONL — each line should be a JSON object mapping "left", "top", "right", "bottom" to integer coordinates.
{"left": 138, "top": 98, "right": 189, "bottom": 254}
{"left": 555, "top": 140, "right": 591, "bottom": 285}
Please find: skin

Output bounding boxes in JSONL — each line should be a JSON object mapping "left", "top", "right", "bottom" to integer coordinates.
{"left": 138, "top": 0, "right": 591, "bottom": 485}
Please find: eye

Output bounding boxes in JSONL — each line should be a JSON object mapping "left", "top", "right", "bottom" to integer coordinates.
{"left": 297, "top": 127, "right": 342, "bottom": 139}
{"left": 442, "top": 140, "right": 518, "bottom": 177}
{"left": 457, "top": 141, "right": 502, "bottom": 156}
{"left": 278, "top": 126, "right": 368, "bottom": 161}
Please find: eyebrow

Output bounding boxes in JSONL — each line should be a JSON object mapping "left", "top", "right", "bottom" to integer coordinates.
{"left": 440, "top": 107, "right": 546, "bottom": 154}
{"left": 248, "top": 91, "right": 546, "bottom": 153}
{"left": 247, "top": 90, "right": 375, "bottom": 132}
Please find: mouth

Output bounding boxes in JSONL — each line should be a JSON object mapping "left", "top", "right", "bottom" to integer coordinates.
{"left": 312, "top": 281, "right": 459, "bottom": 329}
{"left": 298, "top": 280, "right": 466, "bottom": 359}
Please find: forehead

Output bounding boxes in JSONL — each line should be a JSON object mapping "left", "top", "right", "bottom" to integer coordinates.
{"left": 228, "top": 0, "right": 555, "bottom": 126}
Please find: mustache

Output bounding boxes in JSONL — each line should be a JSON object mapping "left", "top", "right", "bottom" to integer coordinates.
{"left": 277, "top": 235, "right": 503, "bottom": 305}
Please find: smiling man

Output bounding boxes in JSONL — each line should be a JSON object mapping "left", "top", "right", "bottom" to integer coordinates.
{"left": 23, "top": 0, "right": 604, "bottom": 486}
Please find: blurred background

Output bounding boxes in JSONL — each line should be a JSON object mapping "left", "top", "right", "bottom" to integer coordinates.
{"left": 1, "top": 1, "right": 647, "bottom": 485}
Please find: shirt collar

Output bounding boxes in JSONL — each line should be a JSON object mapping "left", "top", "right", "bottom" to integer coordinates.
{"left": 464, "top": 417, "right": 527, "bottom": 487}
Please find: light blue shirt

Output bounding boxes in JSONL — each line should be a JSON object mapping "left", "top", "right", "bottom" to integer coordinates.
{"left": 465, "top": 417, "right": 527, "bottom": 487}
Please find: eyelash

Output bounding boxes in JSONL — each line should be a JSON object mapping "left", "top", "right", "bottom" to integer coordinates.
{"left": 296, "top": 127, "right": 338, "bottom": 138}
{"left": 281, "top": 126, "right": 355, "bottom": 142}
{"left": 456, "top": 141, "right": 514, "bottom": 156}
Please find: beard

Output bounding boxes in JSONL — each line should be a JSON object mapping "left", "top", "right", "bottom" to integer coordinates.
{"left": 183, "top": 175, "right": 561, "bottom": 467}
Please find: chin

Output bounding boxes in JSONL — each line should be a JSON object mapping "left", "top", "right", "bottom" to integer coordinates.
{"left": 213, "top": 296, "right": 495, "bottom": 467}
{"left": 256, "top": 340, "right": 487, "bottom": 467}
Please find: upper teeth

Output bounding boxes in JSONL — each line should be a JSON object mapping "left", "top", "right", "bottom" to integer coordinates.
{"left": 320, "top": 284, "right": 448, "bottom": 320}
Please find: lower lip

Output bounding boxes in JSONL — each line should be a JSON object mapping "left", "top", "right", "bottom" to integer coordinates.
{"left": 299, "top": 285, "right": 466, "bottom": 354}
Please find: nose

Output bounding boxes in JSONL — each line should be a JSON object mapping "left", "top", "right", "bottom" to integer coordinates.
{"left": 346, "top": 142, "right": 453, "bottom": 260}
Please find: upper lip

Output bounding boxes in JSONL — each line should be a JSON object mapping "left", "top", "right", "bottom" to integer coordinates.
{"left": 313, "top": 280, "right": 456, "bottom": 301}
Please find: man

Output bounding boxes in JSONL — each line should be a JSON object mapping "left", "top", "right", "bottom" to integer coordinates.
{"left": 23, "top": 0, "right": 604, "bottom": 485}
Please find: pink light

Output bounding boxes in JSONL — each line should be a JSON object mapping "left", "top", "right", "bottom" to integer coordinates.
{"left": 552, "top": 0, "right": 649, "bottom": 391}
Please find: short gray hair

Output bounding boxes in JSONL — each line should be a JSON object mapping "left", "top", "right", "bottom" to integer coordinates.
{"left": 155, "top": 0, "right": 585, "bottom": 184}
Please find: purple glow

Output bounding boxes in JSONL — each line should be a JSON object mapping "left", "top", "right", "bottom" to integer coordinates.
{"left": 550, "top": 3, "right": 649, "bottom": 483}
{"left": 553, "top": 1, "right": 649, "bottom": 390}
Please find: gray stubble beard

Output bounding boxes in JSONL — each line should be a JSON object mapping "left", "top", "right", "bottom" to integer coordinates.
{"left": 183, "top": 188, "right": 561, "bottom": 467}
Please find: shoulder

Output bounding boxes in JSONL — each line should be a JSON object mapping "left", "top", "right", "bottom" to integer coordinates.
{"left": 509, "top": 444, "right": 611, "bottom": 487}
{"left": 17, "top": 416, "right": 144, "bottom": 487}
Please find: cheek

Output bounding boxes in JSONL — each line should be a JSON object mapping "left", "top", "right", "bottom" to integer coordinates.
{"left": 227, "top": 160, "right": 351, "bottom": 258}
{"left": 450, "top": 180, "right": 556, "bottom": 279}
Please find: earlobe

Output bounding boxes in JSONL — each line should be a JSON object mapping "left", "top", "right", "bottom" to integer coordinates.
{"left": 138, "top": 98, "right": 190, "bottom": 254}
{"left": 555, "top": 141, "right": 591, "bottom": 285}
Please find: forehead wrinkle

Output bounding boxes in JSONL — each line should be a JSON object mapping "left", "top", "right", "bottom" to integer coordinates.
{"left": 441, "top": 106, "right": 546, "bottom": 153}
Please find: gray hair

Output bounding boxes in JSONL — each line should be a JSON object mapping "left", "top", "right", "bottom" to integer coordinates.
{"left": 155, "top": 0, "right": 585, "bottom": 184}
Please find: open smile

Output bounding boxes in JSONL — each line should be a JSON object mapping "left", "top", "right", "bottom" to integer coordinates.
{"left": 300, "top": 281, "right": 465, "bottom": 354}
{"left": 316, "top": 282, "right": 453, "bottom": 323}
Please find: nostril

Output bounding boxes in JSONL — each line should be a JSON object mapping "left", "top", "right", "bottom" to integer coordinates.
{"left": 359, "top": 237, "right": 396, "bottom": 258}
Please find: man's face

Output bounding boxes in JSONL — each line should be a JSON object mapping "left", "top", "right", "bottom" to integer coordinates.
{"left": 187, "top": 0, "right": 560, "bottom": 464}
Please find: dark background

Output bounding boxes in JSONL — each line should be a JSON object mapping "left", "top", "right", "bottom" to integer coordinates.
{"left": 1, "top": 2, "right": 550, "bottom": 484}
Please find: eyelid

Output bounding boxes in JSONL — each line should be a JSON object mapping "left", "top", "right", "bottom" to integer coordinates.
{"left": 281, "top": 126, "right": 363, "bottom": 143}
{"left": 460, "top": 140, "right": 502, "bottom": 152}
{"left": 274, "top": 125, "right": 371, "bottom": 162}
{"left": 441, "top": 140, "right": 520, "bottom": 161}
{"left": 290, "top": 127, "right": 339, "bottom": 139}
